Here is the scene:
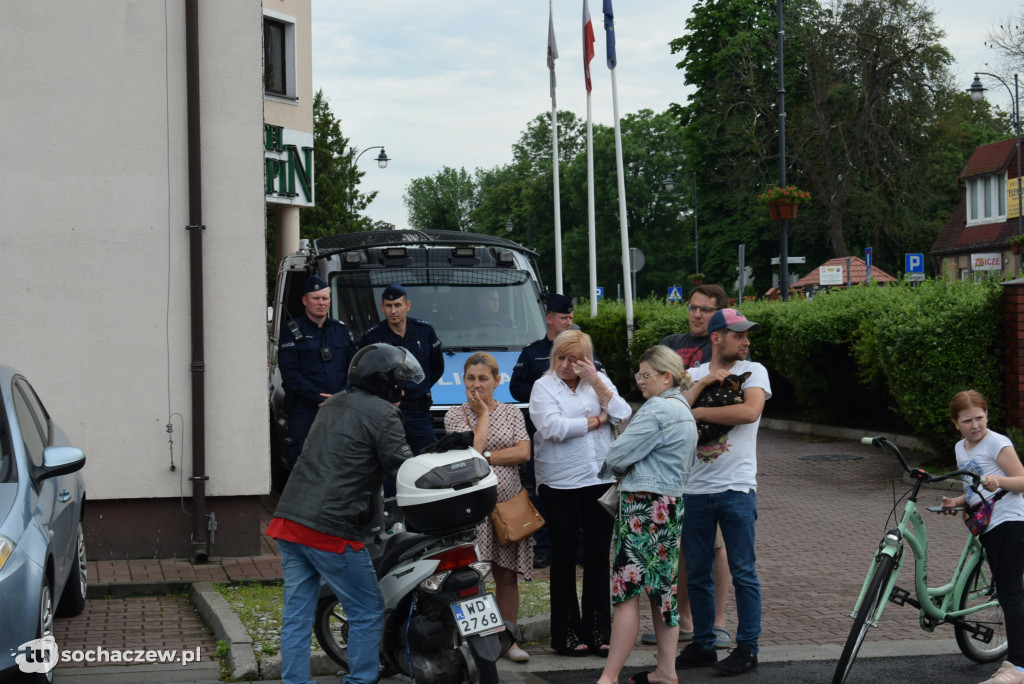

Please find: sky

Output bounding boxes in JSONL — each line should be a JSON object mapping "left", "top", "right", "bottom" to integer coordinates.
{"left": 310, "top": 0, "right": 1017, "bottom": 230}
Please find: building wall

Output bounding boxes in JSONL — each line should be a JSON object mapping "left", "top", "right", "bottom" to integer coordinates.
{"left": 264, "top": 0, "right": 314, "bottom": 134}
{"left": 1, "top": 2, "right": 271, "bottom": 554}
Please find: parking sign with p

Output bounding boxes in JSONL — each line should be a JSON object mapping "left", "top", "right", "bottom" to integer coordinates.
{"left": 905, "top": 253, "right": 924, "bottom": 273}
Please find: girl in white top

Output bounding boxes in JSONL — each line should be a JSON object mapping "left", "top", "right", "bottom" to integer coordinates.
{"left": 941, "top": 390, "right": 1024, "bottom": 684}
{"left": 529, "top": 329, "right": 631, "bottom": 656}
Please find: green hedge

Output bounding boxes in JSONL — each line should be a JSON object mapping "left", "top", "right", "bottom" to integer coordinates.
{"left": 575, "top": 280, "right": 1006, "bottom": 455}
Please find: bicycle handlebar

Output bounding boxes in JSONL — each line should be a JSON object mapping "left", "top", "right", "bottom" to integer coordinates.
{"left": 863, "top": 435, "right": 982, "bottom": 487}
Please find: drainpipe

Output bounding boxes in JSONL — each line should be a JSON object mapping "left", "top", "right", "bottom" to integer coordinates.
{"left": 185, "top": 0, "right": 209, "bottom": 563}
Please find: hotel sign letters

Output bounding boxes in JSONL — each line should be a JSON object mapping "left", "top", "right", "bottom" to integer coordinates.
{"left": 265, "top": 125, "right": 315, "bottom": 207}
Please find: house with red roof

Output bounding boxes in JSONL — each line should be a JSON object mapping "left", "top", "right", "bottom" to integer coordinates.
{"left": 791, "top": 256, "right": 897, "bottom": 292}
{"left": 929, "top": 138, "right": 1022, "bottom": 279}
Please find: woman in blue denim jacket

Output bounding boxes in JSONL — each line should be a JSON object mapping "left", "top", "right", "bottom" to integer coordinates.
{"left": 597, "top": 345, "right": 696, "bottom": 684}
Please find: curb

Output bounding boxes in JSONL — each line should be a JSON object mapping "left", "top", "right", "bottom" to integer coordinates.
{"left": 760, "top": 418, "right": 927, "bottom": 452}
{"left": 189, "top": 582, "right": 259, "bottom": 680}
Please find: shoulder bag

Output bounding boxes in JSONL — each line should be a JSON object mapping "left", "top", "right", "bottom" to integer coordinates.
{"left": 489, "top": 488, "right": 545, "bottom": 546}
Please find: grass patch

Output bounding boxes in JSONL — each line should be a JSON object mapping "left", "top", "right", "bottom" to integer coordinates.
{"left": 215, "top": 573, "right": 565, "bottom": 657}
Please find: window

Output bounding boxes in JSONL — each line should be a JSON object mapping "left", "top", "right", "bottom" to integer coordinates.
{"left": 12, "top": 378, "right": 50, "bottom": 470}
{"left": 263, "top": 11, "right": 297, "bottom": 101}
{"left": 966, "top": 172, "right": 1007, "bottom": 224}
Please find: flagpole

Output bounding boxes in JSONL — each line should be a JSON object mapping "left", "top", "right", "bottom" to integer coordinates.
{"left": 610, "top": 68, "right": 632, "bottom": 342}
{"left": 548, "top": 0, "right": 564, "bottom": 295}
{"left": 552, "top": 101, "right": 563, "bottom": 295}
{"left": 587, "top": 92, "right": 597, "bottom": 318}
{"left": 583, "top": 0, "right": 597, "bottom": 317}
{"left": 604, "top": 0, "right": 632, "bottom": 341}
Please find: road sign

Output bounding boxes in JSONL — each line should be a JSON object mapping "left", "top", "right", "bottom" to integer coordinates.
{"left": 595, "top": 286, "right": 604, "bottom": 300}
{"left": 907, "top": 273, "right": 925, "bottom": 282}
{"left": 771, "top": 256, "right": 806, "bottom": 265}
{"left": 905, "top": 253, "right": 924, "bottom": 273}
{"left": 667, "top": 286, "right": 684, "bottom": 302}
{"left": 630, "top": 248, "right": 646, "bottom": 272}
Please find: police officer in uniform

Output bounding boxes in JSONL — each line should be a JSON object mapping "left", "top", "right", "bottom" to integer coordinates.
{"left": 278, "top": 275, "right": 357, "bottom": 469}
{"left": 359, "top": 282, "right": 444, "bottom": 455}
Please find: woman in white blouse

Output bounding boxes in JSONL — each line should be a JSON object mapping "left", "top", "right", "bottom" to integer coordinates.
{"left": 529, "top": 329, "right": 632, "bottom": 657}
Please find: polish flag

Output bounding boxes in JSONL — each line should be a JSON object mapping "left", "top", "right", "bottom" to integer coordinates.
{"left": 583, "top": 1, "right": 595, "bottom": 92}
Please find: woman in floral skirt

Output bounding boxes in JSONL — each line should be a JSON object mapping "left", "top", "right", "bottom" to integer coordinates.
{"left": 596, "top": 346, "right": 696, "bottom": 684}
{"left": 444, "top": 351, "right": 534, "bottom": 663}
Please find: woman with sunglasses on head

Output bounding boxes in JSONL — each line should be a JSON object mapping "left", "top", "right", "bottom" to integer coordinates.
{"left": 529, "top": 329, "right": 632, "bottom": 657}
{"left": 941, "top": 390, "right": 1024, "bottom": 684}
{"left": 596, "top": 346, "right": 696, "bottom": 684}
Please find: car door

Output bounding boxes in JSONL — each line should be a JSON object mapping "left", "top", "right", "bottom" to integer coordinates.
{"left": 11, "top": 377, "right": 73, "bottom": 590}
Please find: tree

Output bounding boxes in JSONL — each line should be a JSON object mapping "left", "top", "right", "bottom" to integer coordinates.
{"left": 986, "top": 2, "right": 1024, "bottom": 72}
{"left": 403, "top": 166, "right": 478, "bottom": 231}
{"left": 300, "top": 90, "right": 378, "bottom": 239}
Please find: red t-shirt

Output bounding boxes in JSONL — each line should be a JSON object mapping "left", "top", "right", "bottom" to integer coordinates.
{"left": 266, "top": 517, "right": 365, "bottom": 554}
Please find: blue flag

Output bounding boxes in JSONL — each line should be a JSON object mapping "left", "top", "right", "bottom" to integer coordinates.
{"left": 603, "top": 0, "right": 616, "bottom": 69}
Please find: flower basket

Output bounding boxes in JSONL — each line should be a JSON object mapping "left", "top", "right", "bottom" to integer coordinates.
{"left": 758, "top": 186, "right": 810, "bottom": 221}
{"left": 1010, "top": 235, "right": 1024, "bottom": 254}
{"left": 768, "top": 200, "right": 799, "bottom": 221}
{"left": 690, "top": 273, "right": 705, "bottom": 286}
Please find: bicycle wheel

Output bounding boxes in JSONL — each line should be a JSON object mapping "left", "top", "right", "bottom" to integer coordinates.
{"left": 955, "top": 556, "right": 1008, "bottom": 663}
{"left": 832, "top": 553, "right": 895, "bottom": 684}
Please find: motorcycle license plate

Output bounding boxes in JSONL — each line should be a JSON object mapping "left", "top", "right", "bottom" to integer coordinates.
{"left": 451, "top": 593, "right": 505, "bottom": 637}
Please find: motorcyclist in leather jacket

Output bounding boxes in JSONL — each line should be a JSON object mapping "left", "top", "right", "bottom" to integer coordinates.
{"left": 267, "top": 343, "right": 424, "bottom": 684}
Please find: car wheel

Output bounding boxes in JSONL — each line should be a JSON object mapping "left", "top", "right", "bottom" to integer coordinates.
{"left": 56, "top": 522, "right": 87, "bottom": 617}
{"left": 22, "top": 579, "right": 58, "bottom": 684}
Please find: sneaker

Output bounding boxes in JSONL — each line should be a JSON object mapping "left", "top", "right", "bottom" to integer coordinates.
{"left": 713, "top": 626, "right": 731, "bottom": 649}
{"left": 640, "top": 629, "right": 693, "bottom": 645}
{"left": 711, "top": 643, "right": 757, "bottom": 677}
{"left": 980, "top": 661, "right": 1024, "bottom": 684}
{"left": 675, "top": 642, "right": 717, "bottom": 669}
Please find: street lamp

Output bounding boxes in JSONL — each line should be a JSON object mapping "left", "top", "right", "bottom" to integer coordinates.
{"left": 350, "top": 145, "right": 390, "bottom": 216}
{"left": 504, "top": 217, "right": 531, "bottom": 247}
{"left": 663, "top": 172, "right": 699, "bottom": 274}
{"left": 969, "top": 73, "right": 1022, "bottom": 238}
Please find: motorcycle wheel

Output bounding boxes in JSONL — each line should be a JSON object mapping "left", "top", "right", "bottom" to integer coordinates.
{"left": 313, "top": 595, "right": 395, "bottom": 678}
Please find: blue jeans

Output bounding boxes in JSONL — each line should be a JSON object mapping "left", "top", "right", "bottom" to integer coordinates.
{"left": 277, "top": 539, "right": 384, "bottom": 684}
{"left": 682, "top": 490, "right": 761, "bottom": 653}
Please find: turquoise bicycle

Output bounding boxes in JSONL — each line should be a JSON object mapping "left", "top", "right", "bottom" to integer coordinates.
{"left": 832, "top": 436, "right": 1007, "bottom": 684}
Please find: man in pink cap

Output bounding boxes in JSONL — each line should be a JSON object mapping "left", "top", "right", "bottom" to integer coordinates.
{"left": 674, "top": 308, "right": 770, "bottom": 677}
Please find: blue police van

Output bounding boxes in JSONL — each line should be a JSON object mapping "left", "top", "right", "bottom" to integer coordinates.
{"left": 268, "top": 229, "right": 548, "bottom": 482}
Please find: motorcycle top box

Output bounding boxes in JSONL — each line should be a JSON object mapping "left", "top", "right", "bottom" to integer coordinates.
{"left": 397, "top": 449, "right": 498, "bottom": 535}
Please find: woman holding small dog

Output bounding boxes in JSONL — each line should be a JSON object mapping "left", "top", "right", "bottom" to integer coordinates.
{"left": 940, "top": 390, "right": 1024, "bottom": 684}
{"left": 596, "top": 346, "right": 696, "bottom": 684}
{"left": 530, "top": 329, "right": 632, "bottom": 656}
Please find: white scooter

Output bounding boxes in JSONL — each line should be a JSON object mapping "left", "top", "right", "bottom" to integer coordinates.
{"left": 313, "top": 439, "right": 515, "bottom": 684}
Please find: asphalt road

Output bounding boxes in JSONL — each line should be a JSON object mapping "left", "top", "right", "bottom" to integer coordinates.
{"left": 529, "top": 653, "right": 1000, "bottom": 684}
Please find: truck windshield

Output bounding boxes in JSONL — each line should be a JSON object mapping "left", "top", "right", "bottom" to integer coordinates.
{"left": 331, "top": 269, "right": 547, "bottom": 350}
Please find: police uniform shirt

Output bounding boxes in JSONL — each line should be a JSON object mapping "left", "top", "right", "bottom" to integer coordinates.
{"left": 359, "top": 317, "right": 443, "bottom": 400}
{"left": 278, "top": 315, "right": 356, "bottom": 404}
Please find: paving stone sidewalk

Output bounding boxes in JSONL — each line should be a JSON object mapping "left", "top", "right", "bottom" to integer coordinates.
{"left": 51, "top": 425, "right": 970, "bottom": 680}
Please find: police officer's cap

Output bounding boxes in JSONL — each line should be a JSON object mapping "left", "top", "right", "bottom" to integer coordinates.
{"left": 545, "top": 293, "right": 573, "bottom": 314}
{"left": 304, "top": 275, "right": 329, "bottom": 293}
{"left": 382, "top": 282, "right": 407, "bottom": 301}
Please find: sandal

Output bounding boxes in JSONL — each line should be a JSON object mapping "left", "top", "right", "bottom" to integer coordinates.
{"left": 629, "top": 673, "right": 653, "bottom": 684}
{"left": 590, "top": 643, "right": 610, "bottom": 658}
{"left": 554, "top": 643, "right": 590, "bottom": 657}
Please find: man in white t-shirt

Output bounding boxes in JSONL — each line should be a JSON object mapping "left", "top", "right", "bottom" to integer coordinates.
{"left": 675, "top": 308, "right": 771, "bottom": 677}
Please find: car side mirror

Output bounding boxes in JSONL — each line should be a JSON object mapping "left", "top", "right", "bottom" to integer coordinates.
{"left": 38, "top": 445, "right": 86, "bottom": 481}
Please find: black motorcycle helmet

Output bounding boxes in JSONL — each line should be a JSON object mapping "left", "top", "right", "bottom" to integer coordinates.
{"left": 348, "top": 343, "right": 425, "bottom": 403}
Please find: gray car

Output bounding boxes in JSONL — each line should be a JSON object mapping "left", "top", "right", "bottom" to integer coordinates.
{"left": 0, "top": 365, "right": 87, "bottom": 683}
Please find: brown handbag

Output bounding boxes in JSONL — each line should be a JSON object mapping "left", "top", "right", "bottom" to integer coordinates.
{"left": 489, "top": 488, "right": 546, "bottom": 546}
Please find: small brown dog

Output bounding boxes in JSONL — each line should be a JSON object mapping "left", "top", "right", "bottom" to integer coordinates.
{"left": 693, "top": 372, "right": 751, "bottom": 445}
